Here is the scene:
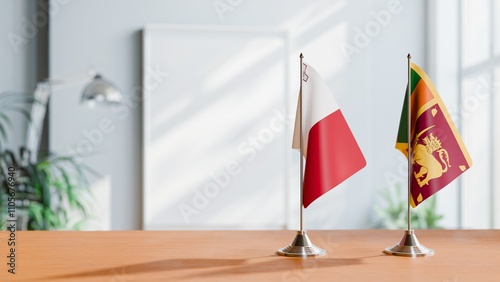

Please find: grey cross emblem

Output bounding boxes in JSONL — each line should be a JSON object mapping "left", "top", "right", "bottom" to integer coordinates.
{"left": 302, "top": 63, "right": 309, "bottom": 82}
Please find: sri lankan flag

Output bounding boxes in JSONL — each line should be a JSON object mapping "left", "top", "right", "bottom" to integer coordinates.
{"left": 396, "top": 62, "right": 472, "bottom": 207}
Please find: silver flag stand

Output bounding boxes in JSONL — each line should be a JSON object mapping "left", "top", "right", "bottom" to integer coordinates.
{"left": 383, "top": 54, "right": 434, "bottom": 257}
{"left": 277, "top": 230, "right": 326, "bottom": 257}
{"left": 277, "top": 53, "right": 326, "bottom": 257}
{"left": 384, "top": 230, "right": 434, "bottom": 257}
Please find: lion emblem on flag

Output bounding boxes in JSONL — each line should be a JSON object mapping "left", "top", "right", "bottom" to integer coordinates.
{"left": 411, "top": 127, "right": 451, "bottom": 187}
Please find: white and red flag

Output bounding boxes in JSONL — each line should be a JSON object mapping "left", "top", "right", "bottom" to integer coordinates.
{"left": 293, "top": 63, "right": 366, "bottom": 208}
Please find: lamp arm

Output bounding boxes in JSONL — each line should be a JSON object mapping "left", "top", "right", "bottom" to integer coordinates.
{"left": 26, "top": 68, "right": 96, "bottom": 160}
{"left": 25, "top": 82, "right": 51, "bottom": 162}
{"left": 43, "top": 68, "right": 96, "bottom": 91}
{"left": 25, "top": 69, "right": 121, "bottom": 160}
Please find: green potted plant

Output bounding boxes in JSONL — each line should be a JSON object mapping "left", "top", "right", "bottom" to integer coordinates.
{"left": 0, "top": 92, "right": 94, "bottom": 230}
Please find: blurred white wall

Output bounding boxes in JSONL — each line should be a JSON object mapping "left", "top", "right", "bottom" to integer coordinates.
{"left": 0, "top": 1, "right": 38, "bottom": 150}
{"left": 48, "top": 0, "right": 426, "bottom": 230}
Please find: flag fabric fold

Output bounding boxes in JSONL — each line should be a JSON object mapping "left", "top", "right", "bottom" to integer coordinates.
{"left": 293, "top": 63, "right": 366, "bottom": 208}
{"left": 396, "top": 62, "right": 472, "bottom": 207}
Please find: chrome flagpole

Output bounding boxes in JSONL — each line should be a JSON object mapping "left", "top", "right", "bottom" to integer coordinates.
{"left": 383, "top": 54, "right": 434, "bottom": 257}
{"left": 277, "top": 53, "right": 325, "bottom": 257}
{"left": 300, "top": 52, "right": 304, "bottom": 233}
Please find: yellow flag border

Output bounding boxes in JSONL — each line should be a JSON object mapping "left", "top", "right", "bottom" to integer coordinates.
{"left": 410, "top": 62, "right": 473, "bottom": 167}
{"left": 401, "top": 63, "right": 474, "bottom": 207}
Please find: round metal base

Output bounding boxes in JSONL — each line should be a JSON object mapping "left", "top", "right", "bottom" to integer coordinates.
{"left": 277, "top": 230, "right": 326, "bottom": 257}
{"left": 383, "top": 230, "right": 434, "bottom": 257}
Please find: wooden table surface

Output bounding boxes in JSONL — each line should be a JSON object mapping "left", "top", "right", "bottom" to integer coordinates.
{"left": 0, "top": 230, "right": 499, "bottom": 281}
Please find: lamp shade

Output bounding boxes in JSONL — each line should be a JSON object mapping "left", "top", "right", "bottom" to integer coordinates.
{"left": 81, "top": 74, "right": 122, "bottom": 105}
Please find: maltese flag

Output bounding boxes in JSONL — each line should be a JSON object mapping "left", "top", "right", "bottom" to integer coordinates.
{"left": 293, "top": 63, "right": 366, "bottom": 208}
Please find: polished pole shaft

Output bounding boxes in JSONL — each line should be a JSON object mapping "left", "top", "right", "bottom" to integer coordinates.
{"left": 383, "top": 54, "right": 433, "bottom": 257}
{"left": 299, "top": 53, "right": 304, "bottom": 232}
{"left": 407, "top": 53, "right": 412, "bottom": 232}
{"left": 277, "top": 53, "right": 326, "bottom": 257}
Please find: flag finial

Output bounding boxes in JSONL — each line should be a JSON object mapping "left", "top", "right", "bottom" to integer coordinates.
{"left": 407, "top": 53, "right": 411, "bottom": 59}
{"left": 300, "top": 53, "right": 303, "bottom": 59}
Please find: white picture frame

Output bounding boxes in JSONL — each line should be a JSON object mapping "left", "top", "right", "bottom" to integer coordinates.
{"left": 142, "top": 24, "right": 291, "bottom": 230}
